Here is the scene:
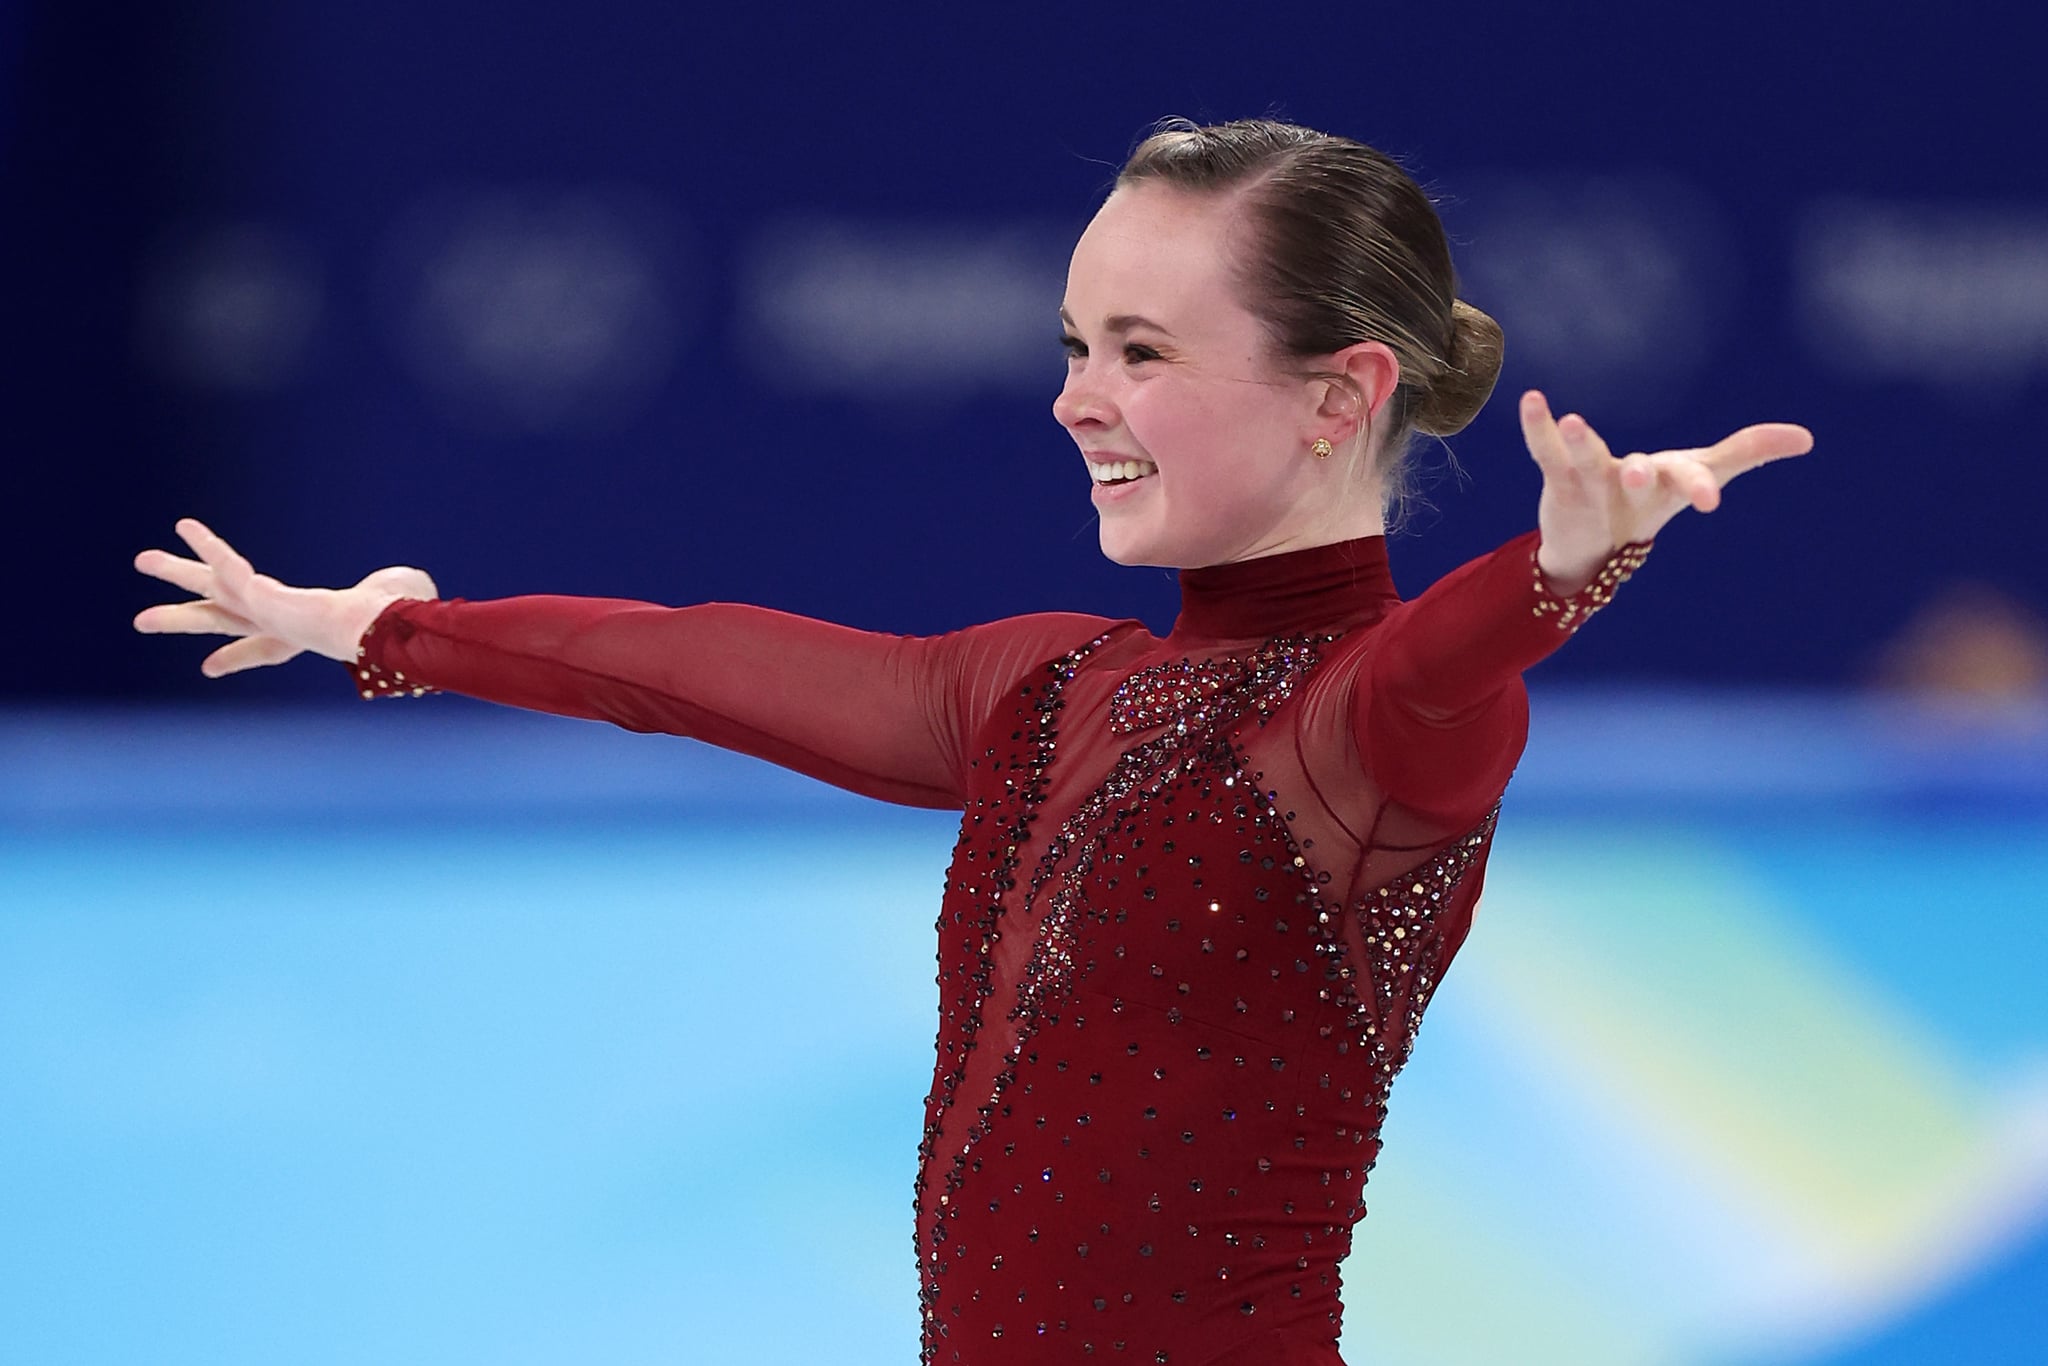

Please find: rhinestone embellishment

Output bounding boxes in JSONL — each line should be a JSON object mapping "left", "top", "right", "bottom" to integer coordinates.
{"left": 1108, "top": 637, "right": 1337, "bottom": 735}
{"left": 1529, "top": 539, "right": 1653, "bottom": 634}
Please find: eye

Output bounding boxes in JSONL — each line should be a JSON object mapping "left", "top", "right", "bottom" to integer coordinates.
{"left": 1122, "top": 343, "right": 1161, "bottom": 365}
{"left": 1059, "top": 333, "right": 1086, "bottom": 360}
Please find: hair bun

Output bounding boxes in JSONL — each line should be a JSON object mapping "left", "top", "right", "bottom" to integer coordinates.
{"left": 1415, "top": 300, "right": 1504, "bottom": 437}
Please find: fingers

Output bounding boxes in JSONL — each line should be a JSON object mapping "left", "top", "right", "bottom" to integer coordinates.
{"left": 1555, "top": 403, "right": 1715, "bottom": 536}
{"left": 1528, "top": 391, "right": 1636, "bottom": 488}
{"left": 1519, "top": 390, "right": 1578, "bottom": 477}
{"left": 1558, "top": 410, "right": 1614, "bottom": 461}
{"left": 1627, "top": 451, "right": 1720, "bottom": 512}
{"left": 201, "top": 635, "right": 302, "bottom": 678}
{"left": 1616, "top": 451, "right": 1657, "bottom": 494}
{"left": 135, "top": 602, "right": 262, "bottom": 638}
{"left": 138, "top": 521, "right": 252, "bottom": 602}
{"left": 133, "top": 600, "right": 258, "bottom": 636}
{"left": 1703, "top": 422, "right": 1815, "bottom": 481}
{"left": 175, "top": 518, "right": 258, "bottom": 594}
{"left": 1528, "top": 394, "right": 1810, "bottom": 502}
{"left": 1553, "top": 404, "right": 1691, "bottom": 516}
{"left": 133, "top": 547, "right": 214, "bottom": 597}
{"left": 1663, "top": 453, "right": 1720, "bottom": 511}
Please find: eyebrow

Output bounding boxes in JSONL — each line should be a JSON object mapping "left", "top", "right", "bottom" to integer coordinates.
{"left": 1058, "top": 308, "right": 1175, "bottom": 337}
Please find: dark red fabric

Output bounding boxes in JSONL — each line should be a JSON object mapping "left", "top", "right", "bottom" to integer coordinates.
{"left": 356, "top": 528, "right": 1602, "bottom": 1364}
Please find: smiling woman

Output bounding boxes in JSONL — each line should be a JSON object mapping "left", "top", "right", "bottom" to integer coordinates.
{"left": 133, "top": 117, "right": 1811, "bottom": 1366}
{"left": 1058, "top": 120, "right": 1507, "bottom": 570}
{"left": 1057, "top": 182, "right": 1396, "bottom": 566}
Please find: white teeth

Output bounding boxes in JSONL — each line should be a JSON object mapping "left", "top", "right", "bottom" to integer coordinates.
{"left": 1089, "top": 458, "right": 1158, "bottom": 483}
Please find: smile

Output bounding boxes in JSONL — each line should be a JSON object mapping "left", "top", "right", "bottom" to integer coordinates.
{"left": 1087, "top": 457, "right": 1159, "bottom": 485}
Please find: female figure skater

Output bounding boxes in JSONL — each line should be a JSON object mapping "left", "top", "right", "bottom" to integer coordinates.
{"left": 135, "top": 120, "right": 1811, "bottom": 1365}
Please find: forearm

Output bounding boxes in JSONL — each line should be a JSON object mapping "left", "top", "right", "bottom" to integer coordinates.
{"left": 354, "top": 595, "right": 968, "bottom": 807}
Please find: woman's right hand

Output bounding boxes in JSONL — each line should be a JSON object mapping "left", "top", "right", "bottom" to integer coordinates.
{"left": 134, "top": 518, "right": 439, "bottom": 677}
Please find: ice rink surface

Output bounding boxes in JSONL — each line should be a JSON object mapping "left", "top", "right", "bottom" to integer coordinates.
{"left": 4, "top": 692, "right": 2043, "bottom": 1365}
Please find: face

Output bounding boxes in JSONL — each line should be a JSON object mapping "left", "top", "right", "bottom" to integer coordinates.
{"left": 1054, "top": 184, "right": 1364, "bottom": 568}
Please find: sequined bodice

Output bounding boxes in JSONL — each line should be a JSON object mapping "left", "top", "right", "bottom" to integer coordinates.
{"left": 915, "top": 630, "right": 1497, "bottom": 1366}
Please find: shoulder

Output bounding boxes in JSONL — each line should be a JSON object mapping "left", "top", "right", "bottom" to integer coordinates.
{"left": 926, "top": 611, "right": 1149, "bottom": 696}
{"left": 947, "top": 611, "right": 1140, "bottom": 655}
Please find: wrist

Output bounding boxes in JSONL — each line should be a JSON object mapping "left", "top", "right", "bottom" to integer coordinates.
{"left": 348, "top": 594, "right": 437, "bottom": 700}
{"left": 326, "top": 589, "right": 408, "bottom": 664}
{"left": 1530, "top": 537, "right": 1654, "bottom": 635}
{"left": 1534, "top": 540, "right": 1606, "bottom": 597}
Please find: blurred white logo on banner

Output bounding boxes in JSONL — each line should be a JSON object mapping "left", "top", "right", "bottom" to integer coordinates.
{"left": 136, "top": 222, "right": 322, "bottom": 391}
{"left": 1797, "top": 199, "right": 2048, "bottom": 393}
{"left": 378, "top": 188, "right": 689, "bottom": 432}
{"left": 1443, "top": 171, "right": 1739, "bottom": 418}
{"left": 739, "top": 220, "right": 1069, "bottom": 398}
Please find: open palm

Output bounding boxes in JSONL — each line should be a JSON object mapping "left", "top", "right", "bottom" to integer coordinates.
{"left": 1518, "top": 390, "right": 1814, "bottom": 590}
{"left": 134, "top": 519, "right": 437, "bottom": 676}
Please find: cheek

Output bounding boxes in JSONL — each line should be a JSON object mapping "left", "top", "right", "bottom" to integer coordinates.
{"left": 1124, "top": 378, "right": 1233, "bottom": 454}
{"left": 1130, "top": 382, "right": 1289, "bottom": 488}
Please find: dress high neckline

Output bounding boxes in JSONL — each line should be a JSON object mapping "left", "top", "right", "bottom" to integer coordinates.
{"left": 1171, "top": 535, "right": 1403, "bottom": 642}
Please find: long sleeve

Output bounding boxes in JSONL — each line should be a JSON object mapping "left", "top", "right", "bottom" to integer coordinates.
{"left": 1359, "top": 529, "right": 1649, "bottom": 822}
{"left": 352, "top": 595, "right": 1119, "bottom": 810}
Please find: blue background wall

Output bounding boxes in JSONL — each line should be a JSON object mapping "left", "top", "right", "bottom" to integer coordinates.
{"left": 11, "top": 1, "right": 2047, "bottom": 698}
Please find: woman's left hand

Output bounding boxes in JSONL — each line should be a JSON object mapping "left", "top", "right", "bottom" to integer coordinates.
{"left": 1519, "top": 388, "right": 1814, "bottom": 593}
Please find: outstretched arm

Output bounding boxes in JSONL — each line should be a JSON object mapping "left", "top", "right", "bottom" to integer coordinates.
{"left": 1359, "top": 390, "right": 1814, "bottom": 823}
{"left": 135, "top": 519, "right": 1114, "bottom": 809}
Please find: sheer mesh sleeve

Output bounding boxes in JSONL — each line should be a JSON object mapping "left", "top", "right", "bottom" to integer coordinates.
{"left": 1360, "top": 529, "right": 1650, "bottom": 824}
{"left": 351, "top": 595, "right": 1120, "bottom": 810}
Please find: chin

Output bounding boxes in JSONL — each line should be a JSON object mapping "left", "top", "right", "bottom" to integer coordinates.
{"left": 1097, "top": 522, "right": 1186, "bottom": 570}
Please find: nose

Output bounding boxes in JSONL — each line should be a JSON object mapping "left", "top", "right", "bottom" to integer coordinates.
{"left": 1052, "top": 363, "right": 1116, "bottom": 432}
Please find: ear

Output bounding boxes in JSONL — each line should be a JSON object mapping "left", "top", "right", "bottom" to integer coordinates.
{"left": 1313, "top": 341, "right": 1402, "bottom": 440}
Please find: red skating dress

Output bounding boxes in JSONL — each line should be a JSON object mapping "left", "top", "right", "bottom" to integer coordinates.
{"left": 350, "top": 529, "right": 1647, "bottom": 1366}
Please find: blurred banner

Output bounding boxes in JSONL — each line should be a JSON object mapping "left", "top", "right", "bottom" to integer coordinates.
{"left": 7, "top": 2, "right": 2044, "bottom": 698}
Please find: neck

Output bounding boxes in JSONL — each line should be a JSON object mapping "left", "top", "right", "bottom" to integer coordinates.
{"left": 1170, "top": 533, "right": 1401, "bottom": 642}
{"left": 1225, "top": 479, "right": 1388, "bottom": 562}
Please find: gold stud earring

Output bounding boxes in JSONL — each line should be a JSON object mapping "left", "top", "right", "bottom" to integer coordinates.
{"left": 1311, "top": 438, "right": 1333, "bottom": 459}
